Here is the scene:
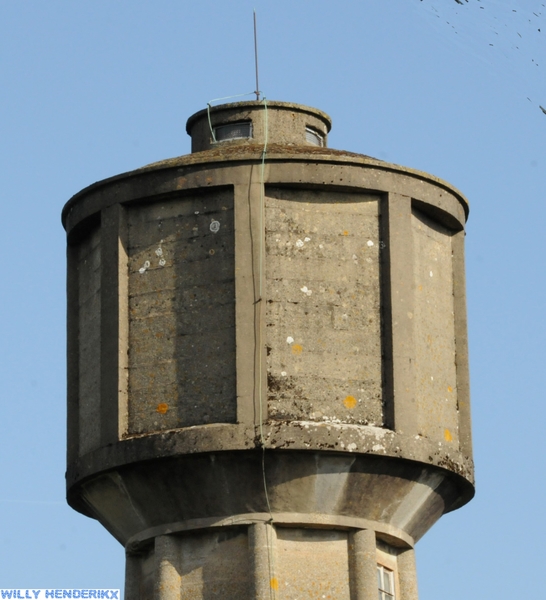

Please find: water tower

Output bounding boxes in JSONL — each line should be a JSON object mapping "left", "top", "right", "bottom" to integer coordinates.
{"left": 63, "top": 100, "right": 473, "bottom": 599}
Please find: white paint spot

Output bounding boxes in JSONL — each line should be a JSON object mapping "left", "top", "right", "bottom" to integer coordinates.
{"left": 286, "top": 336, "right": 294, "bottom": 344}
{"left": 431, "top": 376, "right": 434, "bottom": 381}
{"left": 367, "top": 240, "right": 374, "bottom": 247}
{"left": 159, "top": 258, "right": 166, "bottom": 267}
{"left": 210, "top": 220, "right": 220, "bottom": 233}
{"left": 300, "top": 286, "right": 312, "bottom": 296}
{"left": 281, "top": 371, "right": 287, "bottom": 377}
{"left": 319, "top": 244, "right": 324, "bottom": 249}
{"left": 295, "top": 239, "right": 304, "bottom": 248}
{"left": 155, "top": 247, "right": 163, "bottom": 257}
{"left": 195, "top": 211, "right": 199, "bottom": 214}
{"left": 139, "top": 260, "right": 151, "bottom": 274}
{"left": 430, "top": 270, "right": 433, "bottom": 277}
{"left": 372, "top": 444, "right": 385, "bottom": 452}
{"left": 347, "top": 443, "right": 357, "bottom": 452}
{"left": 304, "top": 237, "right": 311, "bottom": 242}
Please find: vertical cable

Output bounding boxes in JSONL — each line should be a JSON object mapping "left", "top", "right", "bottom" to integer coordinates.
{"left": 257, "top": 98, "right": 272, "bottom": 519}
{"left": 205, "top": 92, "right": 256, "bottom": 144}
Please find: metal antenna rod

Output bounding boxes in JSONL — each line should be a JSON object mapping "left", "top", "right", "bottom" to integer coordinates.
{"left": 254, "top": 10, "right": 260, "bottom": 100}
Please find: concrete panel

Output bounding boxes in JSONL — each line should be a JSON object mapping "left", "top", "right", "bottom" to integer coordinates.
{"left": 265, "top": 188, "right": 383, "bottom": 426}
{"left": 411, "top": 209, "right": 459, "bottom": 446}
{"left": 78, "top": 226, "right": 101, "bottom": 455}
{"left": 126, "top": 190, "right": 236, "bottom": 434}
{"left": 177, "top": 529, "right": 250, "bottom": 599}
{"left": 276, "top": 528, "right": 350, "bottom": 599}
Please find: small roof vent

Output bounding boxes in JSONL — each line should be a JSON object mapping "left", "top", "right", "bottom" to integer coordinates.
{"left": 305, "top": 127, "right": 324, "bottom": 147}
{"left": 214, "top": 121, "right": 252, "bottom": 143}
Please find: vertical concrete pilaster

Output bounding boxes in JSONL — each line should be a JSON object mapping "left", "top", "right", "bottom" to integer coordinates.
{"left": 124, "top": 553, "right": 142, "bottom": 600}
{"left": 249, "top": 522, "right": 277, "bottom": 600}
{"left": 452, "top": 230, "right": 473, "bottom": 457}
{"left": 397, "top": 547, "right": 419, "bottom": 600}
{"left": 234, "top": 172, "right": 267, "bottom": 427}
{"left": 381, "top": 193, "right": 417, "bottom": 434}
{"left": 154, "top": 535, "right": 180, "bottom": 600}
{"left": 66, "top": 242, "right": 80, "bottom": 461}
{"left": 349, "top": 529, "right": 377, "bottom": 600}
{"left": 99, "top": 204, "right": 129, "bottom": 444}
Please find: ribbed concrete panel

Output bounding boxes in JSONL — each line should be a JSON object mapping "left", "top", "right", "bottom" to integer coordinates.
{"left": 411, "top": 208, "right": 459, "bottom": 446}
{"left": 265, "top": 188, "right": 383, "bottom": 426}
{"left": 78, "top": 226, "right": 101, "bottom": 456}
{"left": 126, "top": 190, "right": 236, "bottom": 434}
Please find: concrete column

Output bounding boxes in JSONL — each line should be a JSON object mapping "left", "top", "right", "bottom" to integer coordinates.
{"left": 154, "top": 535, "right": 180, "bottom": 600}
{"left": 124, "top": 553, "right": 142, "bottom": 600}
{"left": 233, "top": 175, "right": 263, "bottom": 425}
{"left": 249, "top": 522, "right": 278, "bottom": 600}
{"left": 452, "top": 230, "right": 473, "bottom": 457}
{"left": 349, "top": 529, "right": 377, "bottom": 600}
{"left": 99, "top": 203, "right": 129, "bottom": 444}
{"left": 234, "top": 174, "right": 268, "bottom": 427}
{"left": 381, "top": 193, "right": 417, "bottom": 434}
{"left": 66, "top": 242, "right": 80, "bottom": 461}
{"left": 397, "top": 547, "right": 419, "bottom": 600}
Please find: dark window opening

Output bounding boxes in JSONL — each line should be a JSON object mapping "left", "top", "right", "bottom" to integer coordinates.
{"left": 214, "top": 121, "right": 252, "bottom": 142}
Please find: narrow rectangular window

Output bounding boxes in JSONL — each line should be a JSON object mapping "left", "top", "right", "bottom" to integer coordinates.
{"left": 214, "top": 121, "right": 252, "bottom": 142}
{"left": 305, "top": 126, "right": 324, "bottom": 147}
{"left": 377, "top": 565, "right": 395, "bottom": 600}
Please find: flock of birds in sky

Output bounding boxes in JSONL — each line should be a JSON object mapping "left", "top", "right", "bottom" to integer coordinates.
{"left": 419, "top": 0, "right": 545, "bottom": 114}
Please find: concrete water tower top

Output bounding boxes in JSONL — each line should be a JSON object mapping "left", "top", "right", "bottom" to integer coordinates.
{"left": 63, "top": 99, "right": 473, "bottom": 600}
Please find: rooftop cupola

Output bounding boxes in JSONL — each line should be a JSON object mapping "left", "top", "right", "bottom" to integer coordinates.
{"left": 186, "top": 100, "right": 332, "bottom": 153}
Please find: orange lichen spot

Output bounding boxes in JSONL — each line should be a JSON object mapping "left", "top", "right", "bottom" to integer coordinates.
{"left": 157, "top": 403, "right": 168, "bottom": 414}
{"left": 270, "top": 578, "right": 279, "bottom": 591}
{"left": 342, "top": 230, "right": 349, "bottom": 236}
{"left": 155, "top": 332, "right": 164, "bottom": 338}
{"left": 343, "top": 395, "right": 357, "bottom": 409}
{"left": 291, "top": 344, "right": 303, "bottom": 355}
{"left": 447, "top": 386, "right": 453, "bottom": 393}
{"left": 444, "top": 428, "right": 453, "bottom": 442}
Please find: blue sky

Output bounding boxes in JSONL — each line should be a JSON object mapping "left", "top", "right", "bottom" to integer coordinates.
{"left": 1, "top": 1, "right": 545, "bottom": 597}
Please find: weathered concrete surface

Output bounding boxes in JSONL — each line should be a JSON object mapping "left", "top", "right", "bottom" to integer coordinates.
{"left": 63, "top": 100, "right": 473, "bottom": 599}
{"left": 412, "top": 209, "right": 459, "bottom": 445}
{"left": 126, "top": 190, "right": 236, "bottom": 434}
{"left": 265, "top": 188, "right": 383, "bottom": 426}
{"left": 77, "top": 226, "right": 101, "bottom": 455}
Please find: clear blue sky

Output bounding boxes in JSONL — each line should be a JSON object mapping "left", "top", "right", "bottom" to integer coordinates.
{"left": 1, "top": 1, "right": 544, "bottom": 598}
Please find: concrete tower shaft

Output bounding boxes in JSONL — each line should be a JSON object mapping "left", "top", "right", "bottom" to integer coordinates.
{"left": 63, "top": 101, "right": 473, "bottom": 599}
